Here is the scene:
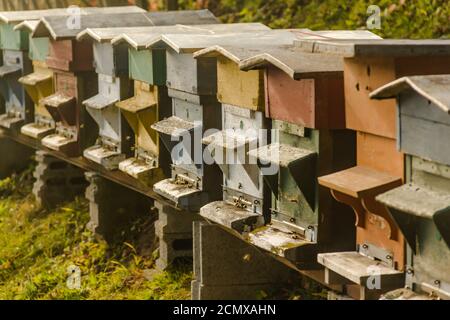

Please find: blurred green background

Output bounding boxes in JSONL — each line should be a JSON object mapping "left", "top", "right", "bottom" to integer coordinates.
{"left": 0, "top": 1, "right": 449, "bottom": 38}
{"left": 180, "top": 0, "right": 450, "bottom": 39}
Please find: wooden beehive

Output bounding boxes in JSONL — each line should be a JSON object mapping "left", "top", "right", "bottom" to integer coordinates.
{"left": 235, "top": 44, "right": 357, "bottom": 267}
{"left": 0, "top": 48, "right": 33, "bottom": 130}
{"left": 16, "top": 21, "right": 54, "bottom": 139}
{"left": 297, "top": 39, "right": 450, "bottom": 299}
{"left": 116, "top": 81, "right": 169, "bottom": 186}
{"left": 83, "top": 74, "right": 133, "bottom": 170}
{"left": 0, "top": 19, "right": 33, "bottom": 131}
{"left": 194, "top": 44, "right": 272, "bottom": 231}
{"left": 372, "top": 75, "right": 450, "bottom": 300}
{"left": 40, "top": 70, "right": 98, "bottom": 157}
{"left": 19, "top": 61, "right": 54, "bottom": 139}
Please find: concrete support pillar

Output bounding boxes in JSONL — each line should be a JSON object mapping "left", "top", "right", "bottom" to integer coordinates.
{"left": 191, "top": 221, "right": 299, "bottom": 300}
{"left": 154, "top": 201, "right": 203, "bottom": 270}
{"left": 0, "top": 137, "right": 34, "bottom": 179}
{"left": 85, "top": 171, "right": 153, "bottom": 242}
{"left": 32, "top": 150, "right": 87, "bottom": 208}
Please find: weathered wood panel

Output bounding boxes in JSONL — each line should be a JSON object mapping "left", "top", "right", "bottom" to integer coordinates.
{"left": 401, "top": 115, "right": 450, "bottom": 168}
{"left": 20, "top": 61, "right": 53, "bottom": 118}
{"left": 47, "top": 39, "right": 94, "bottom": 72}
{"left": 265, "top": 65, "right": 346, "bottom": 129}
{"left": 344, "top": 57, "right": 397, "bottom": 138}
{"left": 54, "top": 71, "right": 78, "bottom": 99}
{"left": 356, "top": 132, "right": 404, "bottom": 178}
{"left": 0, "top": 24, "right": 28, "bottom": 51}
{"left": 29, "top": 36, "right": 49, "bottom": 62}
{"left": 93, "top": 42, "right": 129, "bottom": 77}
{"left": 129, "top": 48, "right": 166, "bottom": 86}
{"left": 344, "top": 56, "right": 450, "bottom": 139}
{"left": 217, "top": 57, "right": 264, "bottom": 111}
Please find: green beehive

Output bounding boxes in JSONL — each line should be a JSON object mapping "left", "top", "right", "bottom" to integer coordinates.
{"left": 0, "top": 23, "right": 28, "bottom": 50}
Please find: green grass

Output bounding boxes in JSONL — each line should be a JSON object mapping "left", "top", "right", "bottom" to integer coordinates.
{"left": 0, "top": 169, "right": 192, "bottom": 300}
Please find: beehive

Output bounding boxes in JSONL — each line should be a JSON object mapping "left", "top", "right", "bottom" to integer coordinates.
{"left": 193, "top": 37, "right": 299, "bottom": 232}
{"left": 0, "top": 18, "right": 32, "bottom": 131}
{"left": 15, "top": 20, "right": 54, "bottom": 139}
{"left": 147, "top": 25, "right": 278, "bottom": 211}
{"left": 372, "top": 75, "right": 450, "bottom": 300}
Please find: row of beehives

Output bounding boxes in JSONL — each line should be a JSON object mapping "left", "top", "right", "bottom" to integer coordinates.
{"left": 0, "top": 7, "right": 449, "bottom": 300}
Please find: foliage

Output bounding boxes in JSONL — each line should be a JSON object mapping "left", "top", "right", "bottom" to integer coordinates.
{"left": 0, "top": 171, "right": 191, "bottom": 300}
{"left": 178, "top": 0, "right": 450, "bottom": 39}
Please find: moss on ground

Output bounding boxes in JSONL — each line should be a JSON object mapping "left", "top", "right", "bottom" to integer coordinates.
{"left": 0, "top": 168, "right": 191, "bottom": 300}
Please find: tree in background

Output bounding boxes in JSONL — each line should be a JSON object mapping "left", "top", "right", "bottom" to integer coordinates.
{"left": 179, "top": 0, "right": 450, "bottom": 39}
{"left": 0, "top": 0, "right": 448, "bottom": 38}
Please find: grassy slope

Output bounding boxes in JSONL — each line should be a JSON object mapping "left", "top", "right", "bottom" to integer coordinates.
{"left": 0, "top": 168, "right": 191, "bottom": 300}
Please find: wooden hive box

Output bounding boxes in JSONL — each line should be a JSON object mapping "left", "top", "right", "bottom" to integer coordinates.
{"left": 0, "top": 48, "right": 32, "bottom": 131}
{"left": 82, "top": 73, "right": 133, "bottom": 170}
{"left": 295, "top": 39, "right": 450, "bottom": 299}
{"left": 372, "top": 75, "right": 450, "bottom": 300}
{"left": 0, "top": 15, "right": 36, "bottom": 131}
{"left": 147, "top": 26, "right": 281, "bottom": 211}
{"left": 15, "top": 20, "right": 54, "bottom": 139}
